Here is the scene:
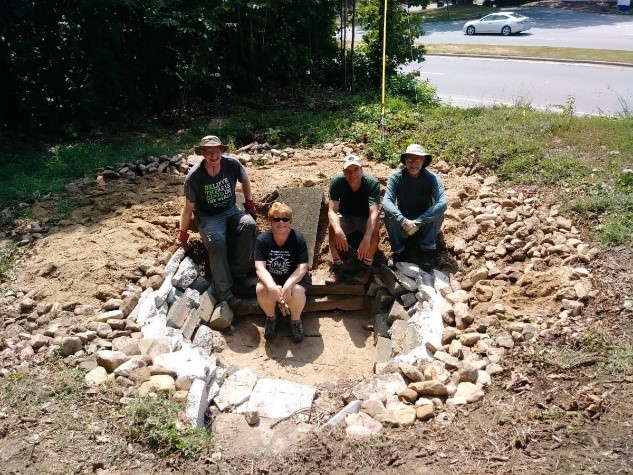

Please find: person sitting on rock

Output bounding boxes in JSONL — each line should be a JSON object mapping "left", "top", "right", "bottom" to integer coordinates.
{"left": 327, "top": 154, "right": 381, "bottom": 280}
{"left": 383, "top": 144, "right": 447, "bottom": 269}
{"left": 254, "top": 202, "right": 311, "bottom": 343}
{"left": 175, "top": 135, "right": 258, "bottom": 309}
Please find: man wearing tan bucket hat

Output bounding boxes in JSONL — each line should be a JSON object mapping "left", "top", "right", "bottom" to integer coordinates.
{"left": 383, "top": 143, "right": 447, "bottom": 270}
{"left": 175, "top": 135, "right": 258, "bottom": 308}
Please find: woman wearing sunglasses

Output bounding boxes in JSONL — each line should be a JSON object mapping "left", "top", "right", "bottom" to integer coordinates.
{"left": 254, "top": 202, "right": 311, "bottom": 343}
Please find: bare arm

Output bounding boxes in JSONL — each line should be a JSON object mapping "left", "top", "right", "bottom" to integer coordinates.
{"left": 357, "top": 203, "right": 379, "bottom": 260}
{"left": 328, "top": 199, "right": 349, "bottom": 252}
{"left": 175, "top": 199, "right": 195, "bottom": 244}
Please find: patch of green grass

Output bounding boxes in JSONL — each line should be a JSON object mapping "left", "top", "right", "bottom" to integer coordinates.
{"left": 0, "top": 242, "right": 20, "bottom": 280}
{"left": 538, "top": 408, "right": 565, "bottom": 421}
{"left": 40, "top": 366, "right": 85, "bottom": 403}
{"left": 0, "top": 134, "right": 183, "bottom": 208}
{"left": 424, "top": 44, "right": 633, "bottom": 66}
{"left": 605, "top": 345, "right": 633, "bottom": 375}
{"left": 0, "top": 363, "right": 85, "bottom": 414}
{"left": 125, "top": 395, "right": 213, "bottom": 458}
{"left": 50, "top": 197, "right": 81, "bottom": 224}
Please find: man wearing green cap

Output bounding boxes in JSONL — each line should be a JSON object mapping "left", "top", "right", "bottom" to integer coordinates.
{"left": 175, "top": 135, "right": 258, "bottom": 307}
{"left": 383, "top": 143, "right": 447, "bottom": 269}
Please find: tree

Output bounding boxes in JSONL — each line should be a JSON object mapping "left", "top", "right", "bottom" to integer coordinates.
{"left": 354, "top": 0, "right": 425, "bottom": 87}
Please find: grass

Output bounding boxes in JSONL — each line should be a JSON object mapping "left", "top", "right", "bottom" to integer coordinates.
{"left": 1, "top": 83, "right": 632, "bottom": 244}
{"left": 0, "top": 363, "right": 84, "bottom": 414}
{"left": 0, "top": 242, "right": 20, "bottom": 281}
{"left": 0, "top": 133, "right": 187, "bottom": 208}
{"left": 605, "top": 345, "right": 633, "bottom": 374}
{"left": 125, "top": 395, "right": 213, "bottom": 457}
{"left": 416, "top": 4, "right": 493, "bottom": 23}
{"left": 537, "top": 332, "right": 633, "bottom": 375}
{"left": 424, "top": 44, "right": 633, "bottom": 66}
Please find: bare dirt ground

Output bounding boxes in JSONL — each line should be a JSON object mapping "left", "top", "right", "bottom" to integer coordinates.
{"left": 1, "top": 146, "right": 632, "bottom": 474}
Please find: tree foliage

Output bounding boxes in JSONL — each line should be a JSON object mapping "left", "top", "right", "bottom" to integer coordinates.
{"left": 0, "top": 0, "right": 339, "bottom": 133}
{"left": 354, "top": 0, "right": 425, "bottom": 88}
{"left": 0, "top": 0, "right": 424, "bottom": 135}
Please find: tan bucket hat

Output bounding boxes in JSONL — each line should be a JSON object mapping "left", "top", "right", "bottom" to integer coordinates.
{"left": 194, "top": 135, "right": 227, "bottom": 154}
{"left": 401, "top": 143, "right": 432, "bottom": 167}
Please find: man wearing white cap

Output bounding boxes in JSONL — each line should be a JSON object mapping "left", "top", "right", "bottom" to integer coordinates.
{"left": 383, "top": 143, "right": 447, "bottom": 269}
{"left": 327, "top": 154, "right": 381, "bottom": 278}
{"left": 175, "top": 135, "right": 258, "bottom": 308}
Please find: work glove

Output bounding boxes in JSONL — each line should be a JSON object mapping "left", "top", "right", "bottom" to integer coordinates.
{"left": 175, "top": 230, "right": 189, "bottom": 245}
{"left": 401, "top": 218, "right": 419, "bottom": 237}
{"left": 244, "top": 199, "right": 257, "bottom": 220}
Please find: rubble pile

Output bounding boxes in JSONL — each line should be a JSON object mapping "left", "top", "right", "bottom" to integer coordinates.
{"left": 0, "top": 146, "right": 599, "bottom": 439}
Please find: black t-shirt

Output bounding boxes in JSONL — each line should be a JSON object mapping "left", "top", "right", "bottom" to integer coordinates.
{"left": 183, "top": 156, "right": 246, "bottom": 215}
{"left": 254, "top": 229, "right": 309, "bottom": 285}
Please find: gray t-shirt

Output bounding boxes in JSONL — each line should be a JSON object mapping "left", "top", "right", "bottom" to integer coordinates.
{"left": 184, "top": 156, "right": 246, "bottom": 215}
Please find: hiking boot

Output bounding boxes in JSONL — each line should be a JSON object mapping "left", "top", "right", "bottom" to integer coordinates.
{"left": 264, "top": 317, "right": 277, "bottom": 341}
{"left": 332, "top": 261, "right": 345, "bottom": 281}
{"left": 290, "top": 319, "right": 304, "bottom": 343}
{"left": 353, "top": 263, "right": 375, "bottom": 285}
{"left": 418, "top": 249, "right": 437, "bottom": 271}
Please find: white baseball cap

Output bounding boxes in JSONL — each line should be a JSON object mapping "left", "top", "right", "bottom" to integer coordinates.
{"left": 343, "top": 155, "right": 363, "bottom": 169}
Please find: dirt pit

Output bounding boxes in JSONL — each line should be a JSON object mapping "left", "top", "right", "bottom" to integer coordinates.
{"left": 221, "top": 310, "right": 375, "bottom": 385}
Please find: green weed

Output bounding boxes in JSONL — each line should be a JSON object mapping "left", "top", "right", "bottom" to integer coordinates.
{"left": 538, "top": 408, "right": 565, "bottom": 421}
{"left": 0, "top": 243, "right": 20, "bottom": 280}
{"left": 49, "top": 197, "right": 81, "bottom": 224}
{"left": 125, "top": 395, "right": 213, "bottom": 458}
{"left": 605, "top": 345, "right": 633, "bottom": 375}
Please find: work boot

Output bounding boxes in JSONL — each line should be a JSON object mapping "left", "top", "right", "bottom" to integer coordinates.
{"left": 264, "top": 317, "right": 277, "bottom": 341}
{"left": 353, "top": 263, "right": 375, "bottom": 285}
{"left": 418, "top": 249, "right": 438, "bottom": 271}
{"left": 332, "top": 261, "right": 345, "bottom": 281}
{"left": 290, "top": 319, "right": 304, "bottom": 343}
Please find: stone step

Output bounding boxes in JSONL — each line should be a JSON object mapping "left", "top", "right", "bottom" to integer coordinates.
{"left": 231, "top": 294, "right": 367, "bottom": 317}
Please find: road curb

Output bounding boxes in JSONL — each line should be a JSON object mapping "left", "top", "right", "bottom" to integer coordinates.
{"left": 425, "top": 52, "right": 633, "bottom": 68}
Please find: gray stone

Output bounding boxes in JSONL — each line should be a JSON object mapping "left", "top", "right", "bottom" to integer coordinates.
{"left": 215, "top": 367, "right": 258, "bottom": 411}
{"left": 209, "top": 301, "right": 234, "bottom": 330}
{"left": 196, "top": 290, "right": 218, "bottom": 324}
{"left": 60, "top": 336, "right": 83, "bottom": 356}
{"left": 185, "top": 379, "right": 210, "bottom": 428}
{"left": 350, "top": 373, "right": 407, "bottom": 401}
{"left": 277, "top": 187, "right": 324, "bottom": 267}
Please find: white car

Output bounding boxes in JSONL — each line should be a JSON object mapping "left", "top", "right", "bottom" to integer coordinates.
{"left": 463, "top": 12, "right": 531, "bottom": 36}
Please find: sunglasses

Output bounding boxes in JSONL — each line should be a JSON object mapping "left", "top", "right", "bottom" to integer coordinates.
{"left": 271, "top": 217, "right": 290, "bottom": 222}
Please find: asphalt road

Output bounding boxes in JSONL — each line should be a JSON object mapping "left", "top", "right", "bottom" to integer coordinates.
{"left": 402, "top": 56, "right": 633, "bottom": 116}
{"left": 343, "top": 7, "right": 633, "bottom": 115}
{"left": 409, "top": 7, "right": 633, "bottom": 116}
{"left": 420, "top": 7, "right": 633, "bottom": 51}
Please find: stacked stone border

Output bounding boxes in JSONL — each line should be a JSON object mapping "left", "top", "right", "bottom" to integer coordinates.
{"left": 0, "top": 142, "right": 597, "bottom": 439}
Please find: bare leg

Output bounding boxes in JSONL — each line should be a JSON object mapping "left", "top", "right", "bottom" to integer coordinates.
{"left": 288, "top": 284, "right": 306, "bottom": 321}
{"left": 255, "top": 282, "right": 277, "bottom": 318}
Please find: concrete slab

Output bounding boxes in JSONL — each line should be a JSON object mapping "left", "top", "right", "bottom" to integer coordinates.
{"left": 277, "top": 188, "right": 324, "bottom": 268}
{"left": 246, "top": 378, "right": 316, "bottom": 420}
